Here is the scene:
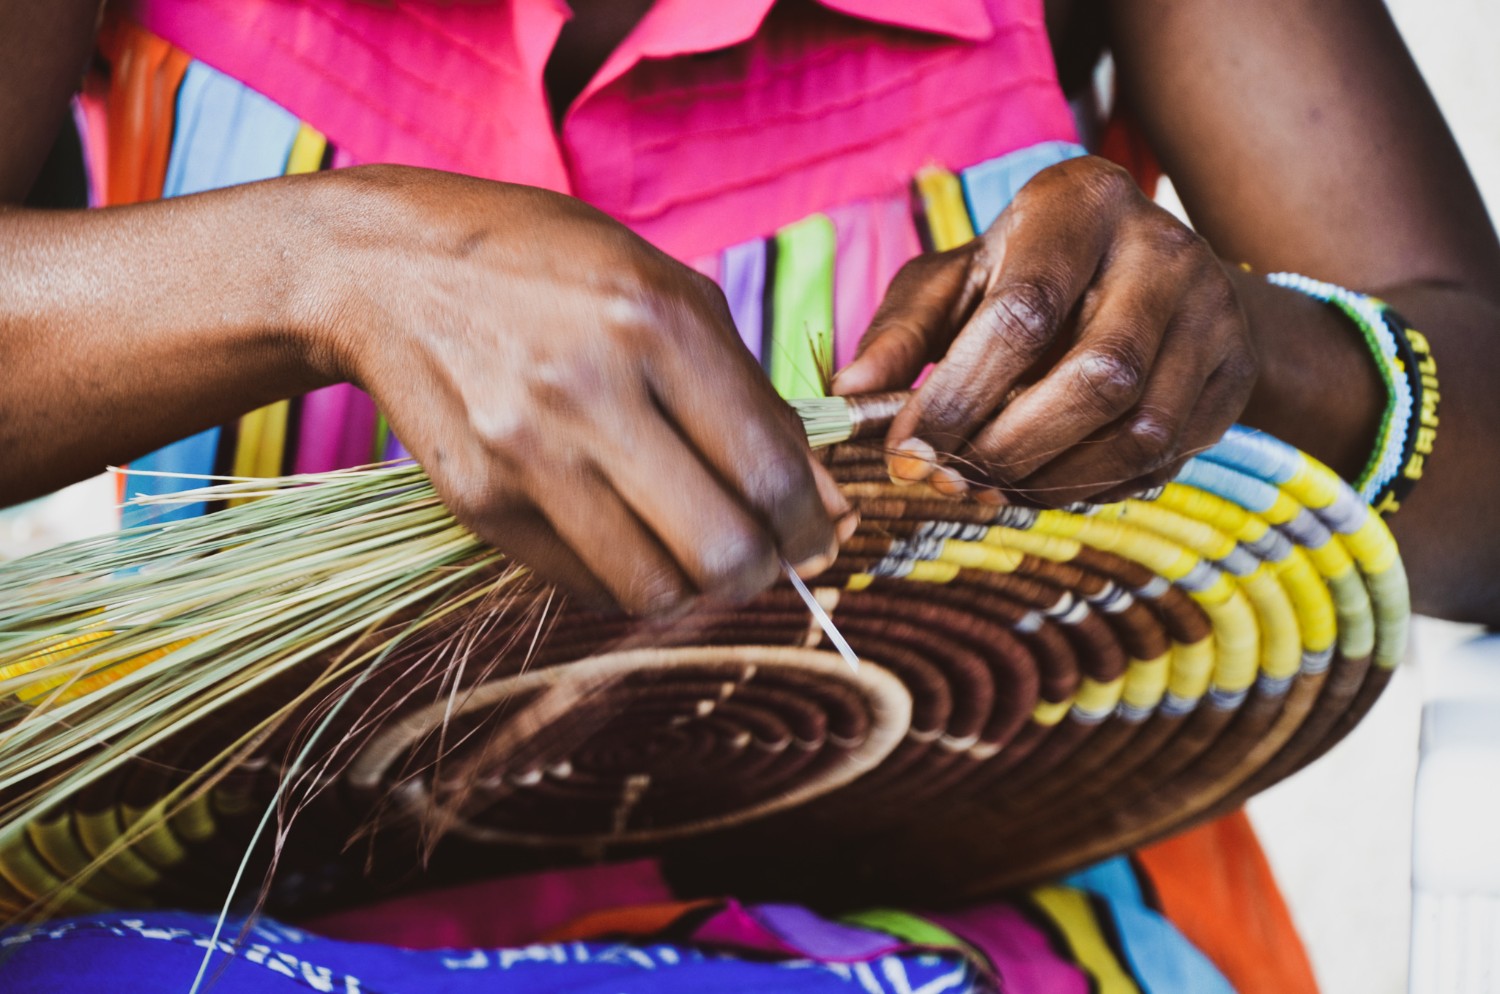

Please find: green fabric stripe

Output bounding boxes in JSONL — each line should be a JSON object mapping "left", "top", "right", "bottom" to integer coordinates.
{"left": 768, "top": 213, "right": 836, "bottom": 400}
{"left": 373, "top": 414, "right": 391, "bottom": 464}
{"left": 840, "top": 908, "right": 969, "bottom": 952}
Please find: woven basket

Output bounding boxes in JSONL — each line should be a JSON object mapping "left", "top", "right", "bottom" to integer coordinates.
{"left": 0, "top": 424, "right": 1407, "bottom": 916}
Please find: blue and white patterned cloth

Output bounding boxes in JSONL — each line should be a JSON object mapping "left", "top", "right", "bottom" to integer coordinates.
{"left": 0, "top": 912, "right": 984, "bottom": 994}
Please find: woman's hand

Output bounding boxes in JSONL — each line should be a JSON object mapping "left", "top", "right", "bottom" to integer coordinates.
{"left": 832, "top": 155, "right": 1257, "bottom": 506}
{"left": 303, "top": 166, "right": 848, "bottom": 614}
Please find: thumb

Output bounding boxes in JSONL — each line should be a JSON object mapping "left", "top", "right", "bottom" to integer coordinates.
{"left": 831, "top": 249, "right": 976, "bottom": 397}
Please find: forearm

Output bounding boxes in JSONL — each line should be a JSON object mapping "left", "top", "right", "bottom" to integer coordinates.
{"left": 0, "top": 177, "right": 334, "bottom": 504}
{"left": 1235, "top": 270, "right": 1500, "bottom": 624}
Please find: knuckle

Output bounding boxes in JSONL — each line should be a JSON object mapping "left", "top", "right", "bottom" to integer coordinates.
{"left": 1194, "top": 263, "right": 1240, "bottom": 316}
{"left": 700, "top": 527, "right": 779, "bottom": 597}
{"left": 627, "top": 568, "right": 692, "bottom": 616}
{"left": 1218, "top": 345, "right": 1259, "bottom": 388}
{"left": 1149, "top": 218, "right": 1205, "bottom": 258}
{"left": 892, "top": 250, "right": 954, "bottom": 286}
{"left": 1073, "top": 347, "right": 1147, "bottom": 416}
{"left": 440, "top": 474, "right": 514, "bottom": 531}
{"left": 1076, "top": 158, "right": 1137, "bottom": 205}
{"left": 1121, "top": 411, "right": 1176, "bottom": 468}
{"left": 471, "top": 405, "right": 540, "bottom": 456}
{"left": 987, "top": 279, "right": 1065, "bottom": 356}
{"left": 528, "top": 357, "right": 595, "bottom": 405}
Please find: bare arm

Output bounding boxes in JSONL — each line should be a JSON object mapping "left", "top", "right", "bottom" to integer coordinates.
{"left": 0, "top": 3, "right": 842, "bottom": 613}
{"left": 1111, "top": 0, "right": 1500, "bottom": 622}
{"left": 839, "top": 0, "right": 1500, "bottom": 625}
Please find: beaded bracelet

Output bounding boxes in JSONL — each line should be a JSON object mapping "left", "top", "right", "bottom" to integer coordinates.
{"left": 1265, "top": 273, "right": 1415, "bottom": 508}
{"left": 1372, "top": 307, "right": 1439, "bottom": 515}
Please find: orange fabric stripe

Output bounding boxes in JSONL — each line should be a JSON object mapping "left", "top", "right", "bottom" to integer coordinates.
{"left": 541, "top": 899, "right": 718, "bottom": 942}
{"left": 98, "top": 19, "right": 191, "bottom": 208}
{"left": 1136, "top": 811, "right": 1318, "bottom": 994}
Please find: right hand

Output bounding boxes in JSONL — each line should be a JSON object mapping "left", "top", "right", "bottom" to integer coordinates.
{"left": 298, "top": 166, "right": 849, "bottom": 615}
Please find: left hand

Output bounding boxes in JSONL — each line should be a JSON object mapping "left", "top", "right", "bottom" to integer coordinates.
{"left": 832, "top": 155, "right": 1258, "bottom": 506}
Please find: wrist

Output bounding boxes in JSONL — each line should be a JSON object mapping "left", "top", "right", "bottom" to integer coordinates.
{"left": 1235, "top": 269, "right": 1388, "bottom": 480}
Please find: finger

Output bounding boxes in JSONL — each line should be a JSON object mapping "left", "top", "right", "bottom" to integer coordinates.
{"left": 649, "top": 333, "right": 838, "bottom": 570}
{"left": 596, "top": 403, "right": 787, "bottom": 603}
{"left": 888, "top": 194, "right": 1115, "bottom": 460}
{"left": 526, "top": 464, "right": 695, "bottom": 616}
{"left": 831, "top": 250, "right": 977, "bottom": 397}
{"left": 1003, "top": 334, "right": 1252, "bottom": 507}
{"left": 963, "top": 246, "right": 1184, "bottom": 484}
{"left": 807, "top": 455, "right": 860, "bottom": 550}
{"left": 465, "top": 507, "right": 616, "bottom": 609}
{"left": 1090, "top": 367, "right": 1254, "bottom": 505}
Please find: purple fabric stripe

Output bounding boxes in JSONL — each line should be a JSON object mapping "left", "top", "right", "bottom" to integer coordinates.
{"left": 721, "top": 238, "right": 767, "bottom": 362}
{"left": 691, "top": 902, "right": 907, "bottom": 962}
{"left": 382, "top": 432, "right": 411, "bottom": 464}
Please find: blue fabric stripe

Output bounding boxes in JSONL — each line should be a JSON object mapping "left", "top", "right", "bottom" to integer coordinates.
{"left": 125, "top": 63, "right": 303, "bottom": 526}
{"left": 1178, "top": 458, "right": 1281, "bottom": 515}
{"left": 959, "top": 141, "right": 1086, "bottom": 232}
{"left": 1201, "top": 427, "right": 1301, "bottom": 486}
{"left": 1062, "top": 859, "right": 1237, "bottom": 994}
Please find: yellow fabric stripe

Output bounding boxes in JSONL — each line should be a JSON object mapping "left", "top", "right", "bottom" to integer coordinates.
{"left": 171, "top": 793, "right": 218, "bottom": 844}
{"left": 75, "top": 809, "right": 162, "bottom": 889}
{"left": 255, "top": 399, "right": 292, "bottom": 476}
{"left": 1030, "top": 886, "right": 1142, "bottom": 994}
{"left": 983, "top": 527, "right": 1081, "bottom": 564}
{"left": 1275, "top": 549, "right": 1337, "bottom": 653}
{"left": 0, "top": 826, "right": 108, "bottom": 912}
{"left": 14, "top": 638, "right": 193, "bottom": 705}
{"left": 1032, "top": 698, "right": 1071, "bottom": 726}
{"left": 1074, "top": 676, "right": 1124, "bottom": 717}
{"left": 1238, "top": 565, "right": 1303, "bottom": 681}
{"left": 942, "top": 540, "right": 1025, "bottom": 573}
{"left": 1286, "top": 461, "right": 1343, "bottom": 510}
{"left": 1121, "top": 652, "right": 1171, "bottom": 710}
{"left": 1344, "top": 517, "right": 1400, "bottom": 574}
{"left": 1114, "top": 501, "right": 1238, "bottom": 561}
{"left": 26, "top": 815, "right": 141, "bottom": 907}
{"left": 285, "top": 123, "right": 327, "bottom": 175}
{"left": 1, "top": 629, "right": 113, "bottom": 681}
{"left": 1303, "top": 537, "right": 1355, "bottom": 580}
{"left": 1155, "top": 484, "right": 1261, "bottom": 544}
{"left": 914, "top": 166, "right": 976, "bottom": 251}
{"left": 1167, "top": 638, "right": 1215, "bottom": 702}
{"left": 904, "top": 560, "right": 962, "bottom": 584}
{"left": 121, "top": 805, "right": 189, "bottom": 869}
{"left": 1195, "top": 588, "right": 1260, "bottom": 693}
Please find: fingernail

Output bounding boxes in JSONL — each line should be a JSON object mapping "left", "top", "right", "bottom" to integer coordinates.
{"left": 835, "top": 509, "right": 861, "bottom": 544}
{"left": 794, "top": 538, "right": 840, "bottom": 579}
{"left": 928, "top": 466, "right": 969, "bottom": 498}
{"left": 974, "top": 487, "right": 1009, "bottom": 507}
{"left": 888, "top": 437, "right": 937, "bottom": 485}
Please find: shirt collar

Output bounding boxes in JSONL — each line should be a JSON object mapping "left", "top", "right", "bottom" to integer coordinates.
{"left": 571, "top": 0, "right": 994, "bottom": 110}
